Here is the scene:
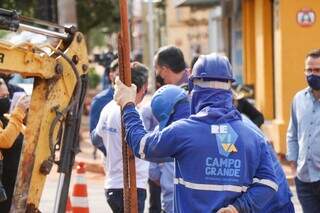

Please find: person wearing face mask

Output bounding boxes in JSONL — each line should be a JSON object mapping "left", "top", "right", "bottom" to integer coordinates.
{"left": 114, "top": 53, "right": 278, "bottom": 212}
{"left": 154, "top": 45, "right": 190, "bottom": 90}
{"left": 0, "top": 78, "right": 29, "bottom": 211}
{"left": 0, "top": 74, "right": 25, "bottom": 99}
{"left": 287, "top": 49, "right": 320, "bottom": 213}
{"left": 0, "top": 79, "right": 29, "bottom": 149}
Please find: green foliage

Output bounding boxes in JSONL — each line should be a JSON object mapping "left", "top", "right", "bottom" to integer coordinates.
{"left": 87, "top": 27, "right": 108, "bottom": 49}
{"left": 0, "top": 0, "right": 120, "bottom": 35}
{"left": 76, "top": 0, "right": 120, "bottom": 35}
{"left": 0, "top": 1, "right": 35, "bottom": 17}
{"left": 87, "top": 67, "right": 101, "bottom": 89}
{"left": 0, "top": 30, "right": 9, "bottom": 39}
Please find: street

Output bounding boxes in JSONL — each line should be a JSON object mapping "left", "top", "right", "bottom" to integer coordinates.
{"left": 39, "top": 168, "right": 110, "bottom": 213}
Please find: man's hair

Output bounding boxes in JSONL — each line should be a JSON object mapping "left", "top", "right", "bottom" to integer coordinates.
{"left": 307, "top": 49, "right": 320, "bottom": 59}
{"left": 155, "top": 45, "right": 186, "bottom": 73}
{"left": 110, "top": 58, "right": 119, "bottom": 72}
{"left": 131, "top": 62, "right": 149, "bottom": 92}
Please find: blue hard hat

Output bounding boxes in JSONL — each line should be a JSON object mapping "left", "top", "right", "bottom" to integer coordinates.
{"left": 189, "top": 53, "right": 235, "bottom": 85}
{"left": 151, "top": 85, "right": 188, "bottom": 130}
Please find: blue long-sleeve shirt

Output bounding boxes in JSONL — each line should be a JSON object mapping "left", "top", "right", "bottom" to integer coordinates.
{"left": 242, "top": 115, "right": 293, "bottom": 212}
{"left": 140, "top": 104, "right": 163, "bottom": 186}
{"left": 140, "top": 103, "right": 182, "bottom": 213}
{"left": 122, "top": 103, "right": 278, "bottom": 212}
{"left": 287, "top": 87, "right": 320, "bottom": 182}
{"left": 89, "top": 87, "right": 114, "bottom": 155}
{"left": 89, "top": 87, "right": 114, "bottom": 132}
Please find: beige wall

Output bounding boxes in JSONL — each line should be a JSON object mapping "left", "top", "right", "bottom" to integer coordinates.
{"left": 249, "top": 0, "right": 320, "bottom": 153}
{"left": 272, "top": 0, "right": 320, "bottom": 153}
{"left": 165, "top": 0, "right": 211, "bottom": 64}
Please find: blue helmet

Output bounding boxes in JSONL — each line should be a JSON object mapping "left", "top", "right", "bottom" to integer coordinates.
{"left": 151, "top": 85, "right": 188, "bottom": 130}
{"left": 189, "top": 53, "right": 234, "bottom": 91}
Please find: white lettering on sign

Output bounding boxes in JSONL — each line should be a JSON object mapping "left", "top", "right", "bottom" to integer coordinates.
{"left": 211, "top": 125, "right": 228, "bottom": 134}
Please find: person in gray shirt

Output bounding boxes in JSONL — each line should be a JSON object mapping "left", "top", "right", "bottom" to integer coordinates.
{"left": 287, "top": 49, "right": 320, "bottom": 213}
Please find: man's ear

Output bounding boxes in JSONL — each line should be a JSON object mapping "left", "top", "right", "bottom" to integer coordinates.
{"left": 159, "top": 66, "right": 170, "bottom": 83}
{"left": 142, "top": 83, "right": 148, "bottom": 95}
{"left": 161, "top": 65, "right": 170, "bottom": 73}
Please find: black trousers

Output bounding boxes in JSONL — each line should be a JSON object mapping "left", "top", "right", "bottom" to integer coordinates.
{"left": 148, "top": 179, "right": 161, "bottom": 213}
{"left": 0, "top": 169, "right": 18, "bottom": 213}
{"left": 105, "top": 188, "right": 146, "bottom": 213}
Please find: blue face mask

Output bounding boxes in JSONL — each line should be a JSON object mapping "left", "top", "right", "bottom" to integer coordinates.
{"left": 307, "top": 75, "right": 320, "bottom": 90}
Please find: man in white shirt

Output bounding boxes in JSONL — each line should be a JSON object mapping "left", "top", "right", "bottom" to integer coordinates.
{"left": 94, "top": 62, "right": 149, "bottom": 212}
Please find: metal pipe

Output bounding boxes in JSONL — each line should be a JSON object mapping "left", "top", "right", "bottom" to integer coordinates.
{"left": 19, "top": 23, "right": 69, "bottom": 40}
{"left": 20, "top": 15, "right": 65, "bottom": 30}
{"left": 119, "top": 0, "right": 138, "bottom": 212}
{"left": 53, "top": 173, "right": 65, "bottom": 213}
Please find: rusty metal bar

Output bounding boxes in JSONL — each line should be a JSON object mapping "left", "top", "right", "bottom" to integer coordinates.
{"left": 117, "top": 35, "right": 130, "bottom": 212}
{"left": 118, "top": 0, "right": 138, "bottom": 212}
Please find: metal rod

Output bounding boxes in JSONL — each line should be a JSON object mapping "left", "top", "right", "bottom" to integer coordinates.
{"left": 20, "top": 15, "right": 65, "bottom": 30}
{"left": 19, "top": 23, "right": 69, "bottom": 40}
{"left": 53, "top": 173, "right": 65, "bottom": 213}
{"left": 119, "top": 0, "right": 138, "bottom": 212}
{"left": 118, "top": 35, "right": 130, "bottom": 212}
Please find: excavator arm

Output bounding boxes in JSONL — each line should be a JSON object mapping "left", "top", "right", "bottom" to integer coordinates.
{"left": 0, "top": 8, "right": 89, "bottom": 212}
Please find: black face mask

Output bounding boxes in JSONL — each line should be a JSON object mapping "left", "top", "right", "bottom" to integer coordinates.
{"left": 307, "top": 74, "right": 320, "bottom": 91}
{"left": 0, "top": 97, "right": 10, "bottom": 115}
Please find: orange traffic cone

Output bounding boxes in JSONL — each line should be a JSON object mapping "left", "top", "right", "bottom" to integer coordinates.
{"left": 66, "top": 195, "right": 72, "bottom": 213}
{"left": 72, "top": 162, "right": 89, "bottom": 213}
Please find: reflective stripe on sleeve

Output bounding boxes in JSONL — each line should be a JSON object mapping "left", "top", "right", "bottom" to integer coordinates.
{"left": 252, "top": 178, "right": 278, "bottom": 191}
{"left": 138, "top": 134, "right": 148, "bottom": 159}
{"left": 174, "top": 178, "right": 248, "bottom": 193}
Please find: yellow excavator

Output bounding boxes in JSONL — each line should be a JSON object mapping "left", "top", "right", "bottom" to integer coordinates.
{"left": 0, "top": 8, "right": 88, "bottom": 213}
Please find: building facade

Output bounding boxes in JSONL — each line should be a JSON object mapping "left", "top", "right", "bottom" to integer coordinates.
{"left": 176, "top": 0, "right": 320, "bottom": 154}
{"left": 168, "top": 0, "right": 213, "bottom": 64}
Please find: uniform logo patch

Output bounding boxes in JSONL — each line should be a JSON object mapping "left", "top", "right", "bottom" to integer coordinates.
{"left": 212, "top": 124, "right": 238, "bottom": 157}
{"left": 102, "top": 122, "right": 118, "bottom": 134}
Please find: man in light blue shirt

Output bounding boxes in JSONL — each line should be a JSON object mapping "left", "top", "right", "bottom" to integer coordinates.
{"left": 140, "top": 105, "right": 162, "bottom": 213}
{"left": 287, "top": 49, "right": 320, "bottom": 213}
{"left": 141, "top": 85, "right": 190, "bottom": 213}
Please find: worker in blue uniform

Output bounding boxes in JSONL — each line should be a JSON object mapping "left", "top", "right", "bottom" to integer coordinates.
{"left": 151, "top": 88, "right": 293, "bottom": 213}
{"left": 241, "top": 115, "right": 294, "bottom": 212}
{"left": 150, "top": 85, "right": 294, "bottom": 213}
{"left": 150, "top": 84, "right": 190, "bottom": 213}
{"left": 114, "top": 53, "right": 278, "bottom": 212}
